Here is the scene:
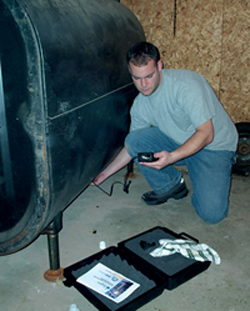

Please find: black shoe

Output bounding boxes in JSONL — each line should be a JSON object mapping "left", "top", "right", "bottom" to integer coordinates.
{"left": 141, "top": 178, "right": 188, "bottom": 206}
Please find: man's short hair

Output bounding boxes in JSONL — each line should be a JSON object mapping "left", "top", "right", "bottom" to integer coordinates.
{"left": 126, "top": 41, "right": 160, "bottom": 66}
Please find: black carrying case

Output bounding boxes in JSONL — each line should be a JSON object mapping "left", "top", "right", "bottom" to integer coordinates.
{"left": 63, "top": 226, "right": 211, "bottom": 311}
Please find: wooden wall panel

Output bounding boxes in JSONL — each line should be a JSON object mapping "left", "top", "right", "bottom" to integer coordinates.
{"left": 220, "top": 0, "right": 250, "bottom": 122}
{"left": 168, "top": 0, "right": 223, "bottom": 98}
{"left": 120, "top": 0, "right": 173, "bottom": 56}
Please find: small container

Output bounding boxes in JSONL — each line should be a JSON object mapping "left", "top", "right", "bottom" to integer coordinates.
{"left": 69, "top": 304, "right": 80, "bottom": 311}
{"left": 99, "top": 241, "right": 106, "bottom": 250}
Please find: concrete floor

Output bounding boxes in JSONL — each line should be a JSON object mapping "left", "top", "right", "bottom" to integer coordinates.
{"left": 0, "top": 165, "right": 249, "bottom": 311}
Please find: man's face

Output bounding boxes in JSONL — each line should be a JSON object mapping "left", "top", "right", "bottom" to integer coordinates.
{"left": 128, "top": 59, "right": 163, "bottom": 96}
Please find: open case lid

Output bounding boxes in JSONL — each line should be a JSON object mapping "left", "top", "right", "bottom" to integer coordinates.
{"left": 117, "top": 226, "right": 211, "bottom": 290}
{"left": 63, "top": 227, "right": 211, "bottom": 311}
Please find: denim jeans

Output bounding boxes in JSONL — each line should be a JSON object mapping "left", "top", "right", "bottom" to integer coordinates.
{"left": 125, "top": 127, "right": 236, "bottom": 224}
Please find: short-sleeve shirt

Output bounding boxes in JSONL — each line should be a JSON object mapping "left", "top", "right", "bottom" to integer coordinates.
{"left": 130, "top": 69, "right": 238, "bottom": 151}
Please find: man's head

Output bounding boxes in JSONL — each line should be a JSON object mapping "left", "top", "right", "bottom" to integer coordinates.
{"left": 126, "top": 42, "right": 163, "bottom": 96}
{"left": 126, "top": 41, "right": 161, "bottom": 66}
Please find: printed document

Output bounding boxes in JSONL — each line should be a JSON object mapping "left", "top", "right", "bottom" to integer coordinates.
{"left": 77, "top": 263, "right": 140, "bottom": 303}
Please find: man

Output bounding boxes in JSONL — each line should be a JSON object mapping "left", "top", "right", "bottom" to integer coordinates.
{"left": 93, "top": 41, "right": 238, "bottom": 224}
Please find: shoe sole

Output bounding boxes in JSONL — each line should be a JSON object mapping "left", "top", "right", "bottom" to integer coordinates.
{"left": 142, "top": 187, "right": 189, "bottom": 206}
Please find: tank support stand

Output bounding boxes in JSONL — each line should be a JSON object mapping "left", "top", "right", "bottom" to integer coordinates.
{"left": 125, "top": 160, "right": 137, "bottom": 179}
{"left": 43, "top": 213, "right": 64, "bottom": 282}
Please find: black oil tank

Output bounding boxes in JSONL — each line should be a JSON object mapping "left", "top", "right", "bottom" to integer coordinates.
{"left": 0, "top": 0, "right": 145, "bottom": 254}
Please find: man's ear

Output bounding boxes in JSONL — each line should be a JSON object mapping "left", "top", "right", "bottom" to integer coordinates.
{"left": 157, "top": 60, "right": 163, "bottom": 71}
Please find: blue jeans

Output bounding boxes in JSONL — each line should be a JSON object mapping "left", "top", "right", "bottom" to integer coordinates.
{"left": 125, "top": 127, "right": 236, "bottom": 224}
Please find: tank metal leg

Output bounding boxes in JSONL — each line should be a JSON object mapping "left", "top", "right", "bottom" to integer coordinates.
{"left": 125, "top": 160, "right": 137, "bottom": 179}
{"left": 43, "top": 213, "right": 64, "bottom": 282}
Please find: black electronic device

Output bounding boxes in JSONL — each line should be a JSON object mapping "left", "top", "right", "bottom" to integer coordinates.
{"left": 137, "top": 152, "right": 159, "bottom": 162}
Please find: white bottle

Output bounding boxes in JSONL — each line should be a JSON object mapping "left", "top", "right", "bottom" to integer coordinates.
{"left": 99, "top": 241, "right": 106, "bottom": 250}
{"left": 69, "top": 304, "right": 80, "bottom": 311}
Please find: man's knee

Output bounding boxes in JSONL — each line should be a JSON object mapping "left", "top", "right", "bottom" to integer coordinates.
{"left": 192, "top": 195, "right": 228, "bottom": 224}
{"left": 125, "top": 129, "right": 147, "bottom": 155}
{"left": 124, "top": 131, "right": 135, "bottom": 148}
{"left": 125, "top": 131, "right": 137, "bottom": 155}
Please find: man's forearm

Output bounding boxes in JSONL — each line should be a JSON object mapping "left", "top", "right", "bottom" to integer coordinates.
{"left": 104, "top": 147, "right": 132, "bottom": 177}
{"left": 92, "top": 147, "right": 132, "bottom": 185}
{"left": 170, "top": 119, "right": 214, "bottom": 163}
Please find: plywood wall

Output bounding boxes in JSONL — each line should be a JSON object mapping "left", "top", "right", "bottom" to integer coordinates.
{"left": 220, "top": 1, "right": 250, "bottom": 122}
{"left": 121, "top": 0, "right": 250, "bottom": 123}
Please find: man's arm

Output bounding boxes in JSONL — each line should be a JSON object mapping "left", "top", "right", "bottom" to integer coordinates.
{"left": 141, "top": 119, "right": 214, "bottom": 170}
{"left": 92, "top": 147, "right": 132, "bottom": 185}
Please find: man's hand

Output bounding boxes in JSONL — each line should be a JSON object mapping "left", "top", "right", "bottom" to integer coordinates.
{"left": 139, "top": 151, "right": 174, "bottom": 170}
{"left": 90, "top": 147, "right": 132, "bottom": 186}
{"left": 91, "top": 172, "right": 108, "bottom": 186}
{"left": 139, "top": 119, "right": 214, "bottom": 170}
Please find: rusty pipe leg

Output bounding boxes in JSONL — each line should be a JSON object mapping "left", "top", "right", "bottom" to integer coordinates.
{"left": 43, "top": 213, "right": 64, "bottom": 282}
{"left": 125, "top": 160, "right": 137, "bottom": 179}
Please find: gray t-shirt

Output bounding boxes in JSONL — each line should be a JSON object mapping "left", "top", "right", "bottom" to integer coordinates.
{"left": 130, "top": 69, "right": 238, "bottom": 151}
